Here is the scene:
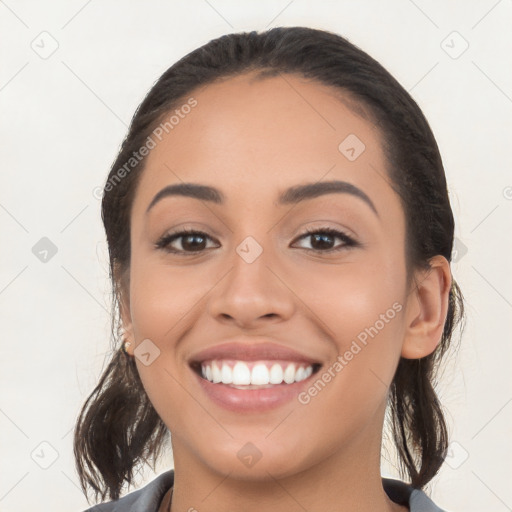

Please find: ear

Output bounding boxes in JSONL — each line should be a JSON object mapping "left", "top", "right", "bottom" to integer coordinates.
{"left": 401, "top": 255, "right": 452, "bottom": 359}
{"left": 115, "top": 262, "right": 134, "bottom": 356}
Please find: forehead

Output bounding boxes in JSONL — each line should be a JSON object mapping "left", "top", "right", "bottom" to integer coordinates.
{"left": 132, "top": 71, "right": 399, "bottom": 218}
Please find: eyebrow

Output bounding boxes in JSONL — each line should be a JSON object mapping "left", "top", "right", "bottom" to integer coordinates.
{"left": 145, "top": 180, "right": 379, "bottom": 217}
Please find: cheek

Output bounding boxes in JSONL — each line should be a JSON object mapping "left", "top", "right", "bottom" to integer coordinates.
{"left": 296, "top": 303, "right": 405, "bottom": 446}
{"left": 294, "top": 252, "right": 405, "bottom": 345}
{"left": 294, "top": 256, "right": 405, "bottom": 403}
{"left": 128, "top": 257, "right": 214, "bottom": 342}
{"left": 128, "top": 259, "right": 218, "bottom": 430}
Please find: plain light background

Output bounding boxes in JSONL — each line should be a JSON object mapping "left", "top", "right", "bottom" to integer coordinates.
{"left": 1, "top": 1, "right": 511, "bottom": 511}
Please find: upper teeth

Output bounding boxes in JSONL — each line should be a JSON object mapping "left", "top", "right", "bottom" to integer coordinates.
{"left": 200, "top": 360, "right": 314, "bottom": 386}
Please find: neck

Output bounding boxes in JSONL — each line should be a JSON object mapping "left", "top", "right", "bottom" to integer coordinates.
{"left": 168, "top": 416, "right": 407, "bottom": 512}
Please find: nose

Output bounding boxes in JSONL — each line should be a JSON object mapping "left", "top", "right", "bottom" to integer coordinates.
{"left": 207, "top": 240, "right": 295, "bottom": 329}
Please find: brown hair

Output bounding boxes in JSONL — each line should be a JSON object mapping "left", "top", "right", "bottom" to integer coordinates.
{"left": 74, "top": 26, "right": 465, "bottom": 503}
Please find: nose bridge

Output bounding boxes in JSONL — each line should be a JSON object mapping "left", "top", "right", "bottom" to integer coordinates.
{"left": 207, "top": 229, "right": 294, "bottom": 326}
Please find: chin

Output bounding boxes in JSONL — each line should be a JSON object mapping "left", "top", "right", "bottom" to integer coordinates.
{"left": 194, "top": 438, "right": 314, "bottom": 482}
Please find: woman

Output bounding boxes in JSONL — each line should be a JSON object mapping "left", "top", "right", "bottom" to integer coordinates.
{"left": 74, "top": 26, "right": 465, "bottom": 512}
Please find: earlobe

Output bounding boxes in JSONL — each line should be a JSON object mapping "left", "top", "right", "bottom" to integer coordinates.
{"left": 401, "top": 255, "right": 452, "bottom": 359}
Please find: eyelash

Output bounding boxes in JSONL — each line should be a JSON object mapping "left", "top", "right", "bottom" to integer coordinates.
{"left": 154, "top": 227, "right": 359, "bottom": 255}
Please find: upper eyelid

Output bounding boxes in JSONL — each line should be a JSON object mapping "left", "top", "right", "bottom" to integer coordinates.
{"left": 161, "top": 220, "right": 358, "bottom": 238}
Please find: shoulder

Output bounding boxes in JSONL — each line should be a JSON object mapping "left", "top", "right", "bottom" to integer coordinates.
{"left": 382, "top": 477, "right": 449, "bottom": 512}
{"left": 81, "top": 470, "right": 174, "bottom": 512}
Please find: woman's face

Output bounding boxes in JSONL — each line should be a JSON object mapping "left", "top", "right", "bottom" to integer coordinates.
{"left": 122, "top": 72, "right": 416, "bottom": 479}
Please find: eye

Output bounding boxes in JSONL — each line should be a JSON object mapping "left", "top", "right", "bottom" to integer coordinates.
{"left": 292, "top": 227, "right": 359, "bottom": 252}
{"left": 155, "top": 227, "right": 359, "bottom": 255}
{"left": 155, "top": 229, "right": 218, "bottom": 254}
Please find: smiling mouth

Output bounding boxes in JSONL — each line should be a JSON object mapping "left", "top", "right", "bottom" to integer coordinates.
{"left": 190, "top": 360, "right": 322, "bottom": 388}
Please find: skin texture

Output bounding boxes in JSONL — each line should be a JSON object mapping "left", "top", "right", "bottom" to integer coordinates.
{"left": 120, "top": 71, "right": 452, "bottom": 512}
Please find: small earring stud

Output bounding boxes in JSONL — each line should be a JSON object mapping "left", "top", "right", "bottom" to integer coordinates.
{"left": 121, "top": 339, "right": 133, "bottom": 355}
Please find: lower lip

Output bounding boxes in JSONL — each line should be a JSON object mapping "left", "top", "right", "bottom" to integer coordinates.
{"left": 192, "top": 367, "right": 318, "bottom": 412}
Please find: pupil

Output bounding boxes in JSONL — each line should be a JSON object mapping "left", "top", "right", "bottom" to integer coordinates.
{"left": 313, "top": 233, "right": 332, "bottom": 249}
{"left": 183, "top": 234, "right": 205, "bottom": 251}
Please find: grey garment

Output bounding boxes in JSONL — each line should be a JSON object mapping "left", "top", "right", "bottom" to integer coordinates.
{"left": 82, "top": 470, "right": 448, "bottom": 512}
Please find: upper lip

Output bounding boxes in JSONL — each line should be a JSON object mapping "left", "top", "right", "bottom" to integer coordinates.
{"left": 188, "top": 339, "right": 322, "bottom": 366}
